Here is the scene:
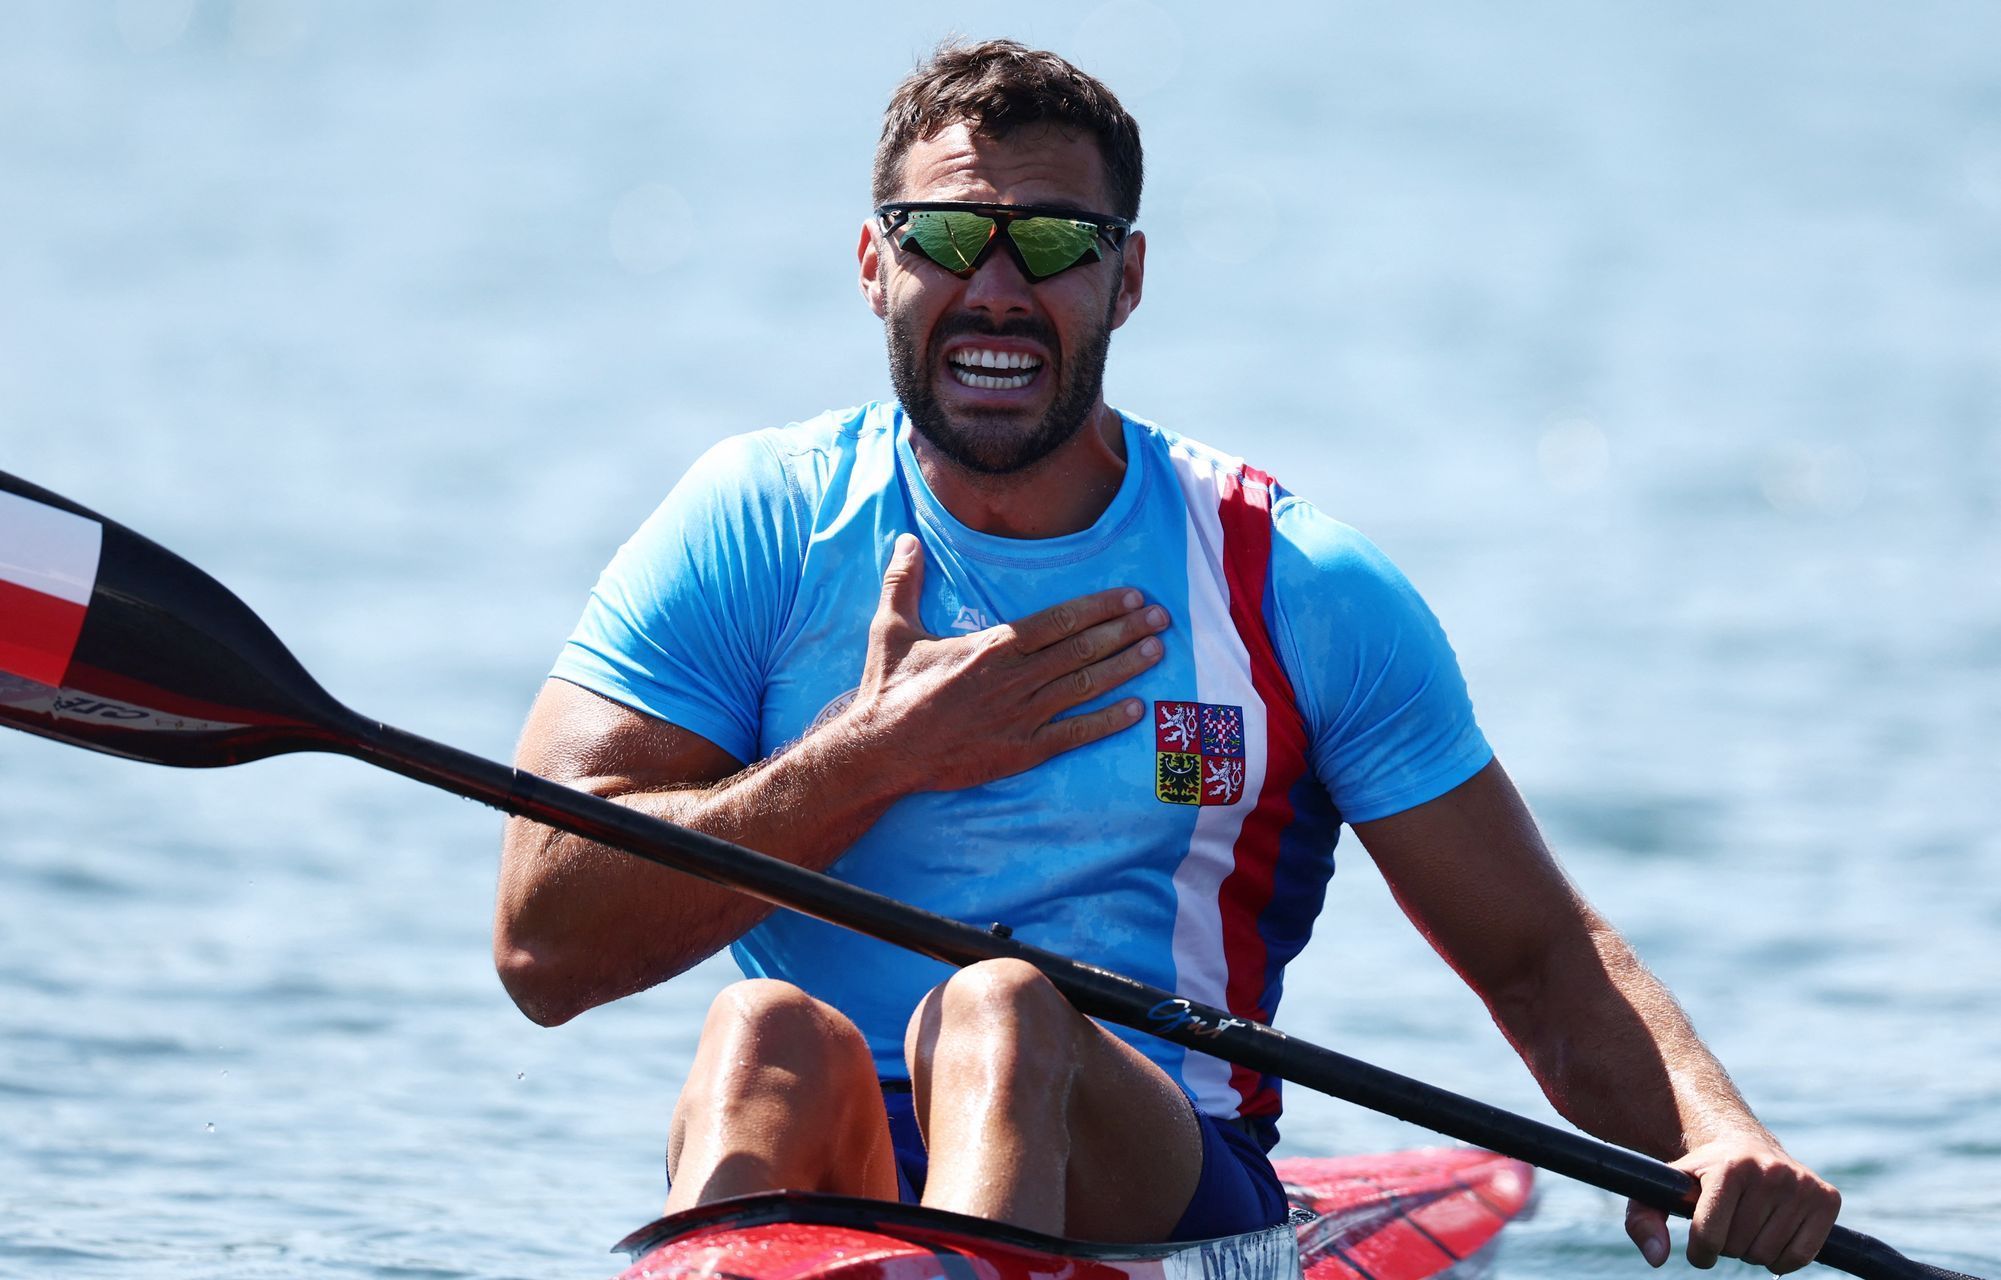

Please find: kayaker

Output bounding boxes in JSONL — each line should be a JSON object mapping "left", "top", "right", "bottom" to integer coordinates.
{"left": 495, "top": 39, "right": 1841, "bottom": 1273}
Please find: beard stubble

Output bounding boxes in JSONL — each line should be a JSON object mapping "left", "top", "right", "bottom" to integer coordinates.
{"left": 886, "top": 295, "right": 1117, "bottom": 477}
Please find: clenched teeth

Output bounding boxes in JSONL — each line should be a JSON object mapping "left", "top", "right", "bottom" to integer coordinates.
{"left": 952, "top": 367, "right": 1037, "bottom": 390}
{"left": 949, "top": 347, "right": 1044, "bottom": 372}
{"left": 946, "top": 346, "right": 1042, "bottom": 390}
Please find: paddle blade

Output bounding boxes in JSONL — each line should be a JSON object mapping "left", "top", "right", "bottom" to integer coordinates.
{"left": 0, "top": 470, "right": 352, "bottom": 767}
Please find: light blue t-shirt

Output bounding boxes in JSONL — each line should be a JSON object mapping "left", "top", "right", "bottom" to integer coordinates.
{"left": 554, "top": 402, "right": 1491, "bottom": 1136}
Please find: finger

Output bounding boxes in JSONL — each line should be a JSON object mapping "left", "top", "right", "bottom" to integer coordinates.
{"left": 1744, "top": 1199, "right": 1809, "bottom": 1273}
{"left": 1025, "top": 602, "right": 1168, "bottom": 681}
{"left": 1624, "top": 1201, "right": 1671, "bottom": 1269}
{"left": 1026, "top": 697, "right": 1147, "bottom": 760}
{"left": 875, "top": 534, "right": 928, "bottom": 635}
{"left": 1773, "top": 1182, "right": 1841, "bottom": 1275}
{"left": 1686, "top": 1165, "right": 1746, "bottom": 1269}
{"left": 1725, "top": 1165, "right": 1796, "bottom": 1264}
{"left": 1005, "top": 587, "right": 1151, "bottom": 655}
{"left": 1030, "top": 631, "right": 1166, "bottom": 715}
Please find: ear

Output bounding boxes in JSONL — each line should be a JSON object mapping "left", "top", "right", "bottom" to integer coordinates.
{"left": 858, "top": 221, "right": 888, "bottom": 319}
{"left": 1107, "top": 229, "right": 1146, "bottom": 331}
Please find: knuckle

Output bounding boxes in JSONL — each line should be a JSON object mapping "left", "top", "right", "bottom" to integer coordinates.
{"left": 1066, "top": 631, "right": 1098, "bottom": 666}
{"left": 1066, "top": 668, "right": 1096, "bottom": 700}
{"left": 1046, "top": 602, "right": 1079, "bottom": 636}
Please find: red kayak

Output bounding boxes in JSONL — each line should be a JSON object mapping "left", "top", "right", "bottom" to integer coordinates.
{"left": 610, "top": 1147, "right": 1533, "bottom": 1280}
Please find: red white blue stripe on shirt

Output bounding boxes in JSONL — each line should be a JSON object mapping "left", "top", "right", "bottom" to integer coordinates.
{"left": 1162, "top": 439, "right": 1316, "bottom": 1124}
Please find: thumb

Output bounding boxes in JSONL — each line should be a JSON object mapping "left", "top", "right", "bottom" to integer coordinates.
{"left": 1625, "top": 1200, "right": 1671, "bottom": 1268}
{"left": 876, "top": 533, "right": 928, "bottom": 633}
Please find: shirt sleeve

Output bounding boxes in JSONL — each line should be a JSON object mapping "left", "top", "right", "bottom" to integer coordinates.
{"left": 1267, "top": 495, "right": 1492, "bottom": 824}
{"left": 549, "top": 431, "right": 808, "bottom": 764}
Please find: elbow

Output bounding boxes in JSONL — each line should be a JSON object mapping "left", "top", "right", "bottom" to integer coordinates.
{"left": 494, "top": 933, "right": 594, "bottom": 1028}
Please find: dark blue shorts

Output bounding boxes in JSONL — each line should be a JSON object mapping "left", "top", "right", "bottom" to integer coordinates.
{"left": 880, "top": 1085, "right": 1288, "bottom": 1242}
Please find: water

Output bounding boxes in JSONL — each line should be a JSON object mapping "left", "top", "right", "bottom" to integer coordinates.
{"left": 1, "top": 2, "right": 1996, "bottom": 1275}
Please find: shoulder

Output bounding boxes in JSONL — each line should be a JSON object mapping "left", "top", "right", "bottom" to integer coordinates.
{"left": 633, "top": 402, "right": 900, "bottom": 551}
{"left": 747, "top": 400, "right": 897, "bottom": 466}
{"left": 1123, "top": 414, "right": 1258, "bottom": 499}
{"left": 1123, "top": 413, "right": 1441, "bottom": 634}
{"left": 685, "top": 402, "right": 896, "bottom": 501}
{"left": 1124, "top": 416, "right": 1388, "bottom": 587}
{"left": 1269, "top": 496, "right": 1410, "bottom": 589}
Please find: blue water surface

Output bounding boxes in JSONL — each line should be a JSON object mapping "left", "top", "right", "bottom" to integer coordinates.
{"left": 1, "top": 3, "right": 1995, "bottom": 1276}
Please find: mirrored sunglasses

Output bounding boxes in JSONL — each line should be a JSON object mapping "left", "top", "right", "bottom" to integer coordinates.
{"left": 875, "top": 202, "right": 1132, "bottom": 283}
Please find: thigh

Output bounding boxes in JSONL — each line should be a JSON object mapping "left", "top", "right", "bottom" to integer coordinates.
{"left": 905, "top": 963, "right": 1207, "bottom": 1239}
{"left": 1065, "top": 1026, "right": 1287, "bottom": 1241}
{"left": 668, "top": 979, "right": 901, "bottom": 1203}
{"left": 903, "top": 960, "right": 1283, "bottom": 1242}
{"left": 1058, "top": 1017, "right": 1216, "bottom": 1241}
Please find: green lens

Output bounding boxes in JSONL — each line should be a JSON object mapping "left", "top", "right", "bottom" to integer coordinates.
{"left": 901, "top": 211, "right": 996, "bottom": 274}
{"left": 1007, "top": 217, "right": 1101, "bottom": 279}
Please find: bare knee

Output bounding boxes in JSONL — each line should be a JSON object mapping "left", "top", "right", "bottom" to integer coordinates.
{"left": 699, "top": 979, "right": 872, "bottom": 1078}
{"left": 905, "top": 960, "right": 1078, "bottom": 1088}
{"left": 672, "top": 981, "right": 876, "bottom": 1172}
{"left": 952, "top": 957, "right": 1070, "bottom": 1011}
{"left": 668, "top": 981, "right": 894, "bottom": 1201}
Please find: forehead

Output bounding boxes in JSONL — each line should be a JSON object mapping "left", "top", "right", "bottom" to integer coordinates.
{"left": 895, "top": 121, "right": 1114, "bottom": 213}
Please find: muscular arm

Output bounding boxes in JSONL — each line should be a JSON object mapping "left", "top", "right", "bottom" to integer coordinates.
{"left": 1354, "top": 758, "right": 1748, "bottom": 1154}
{"left": 1354, "top": 759, "right": 1838, "bottom": 1272}
{"left": 495, "top": 535, "right": 1169, "bottom": 1026}
{"left": 495, "top": 677, "right": 908, "bottom": 1026}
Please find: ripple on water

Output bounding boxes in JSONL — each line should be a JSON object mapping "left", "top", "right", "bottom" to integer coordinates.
{"left": 5, "top": 862, "right": 137, "bottom": 899}
{"left": 0, "top": 1242, "right": 122, "bottom": 1268}
{"left": 4, "top": 1025, "right": 202, "bottom": 1061}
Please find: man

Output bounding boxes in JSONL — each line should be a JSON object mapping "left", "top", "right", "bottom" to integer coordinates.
{"left": 495, "top": 39, "right": 1840, "bottom": 1271}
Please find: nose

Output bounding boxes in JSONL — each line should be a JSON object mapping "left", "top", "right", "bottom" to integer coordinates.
{"left": 959, "top": 237, "right": 1035, "bottom": 316}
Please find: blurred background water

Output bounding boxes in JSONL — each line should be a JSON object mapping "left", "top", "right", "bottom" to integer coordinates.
{"left": 1, "top": 2, "right": 1996, "bottom": 1276}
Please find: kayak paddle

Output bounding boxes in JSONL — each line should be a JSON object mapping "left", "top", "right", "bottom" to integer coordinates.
{"left": 0, "top": 469, "right": 1981, "bottom": 1280}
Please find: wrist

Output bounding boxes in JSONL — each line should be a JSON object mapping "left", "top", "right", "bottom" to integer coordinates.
{"left": 811, "top": 699, "right": 926, "bottom": 803}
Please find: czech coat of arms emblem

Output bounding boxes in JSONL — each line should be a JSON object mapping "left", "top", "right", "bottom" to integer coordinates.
{"left": 1153, "top": 701, "right": 1246, "bottom": 806}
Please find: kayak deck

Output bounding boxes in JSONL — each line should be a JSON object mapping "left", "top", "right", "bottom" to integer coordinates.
{"left": 610, "top": 1147, "right": 1533, "bottom": 1280}
{"left": 1276, "top": 1148, "right": 1535, "bottom": 1279}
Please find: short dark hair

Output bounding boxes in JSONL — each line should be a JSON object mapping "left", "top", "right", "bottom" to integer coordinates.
{"left": 872, "top": 39, "right": 1143, "bottom": 221}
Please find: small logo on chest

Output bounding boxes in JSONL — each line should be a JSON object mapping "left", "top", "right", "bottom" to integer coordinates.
{"left": 949, "top": 605, "right": 991, "bottom": 633}
{"left": 1154, "top": 701, "right": 1246, "bottom": 806}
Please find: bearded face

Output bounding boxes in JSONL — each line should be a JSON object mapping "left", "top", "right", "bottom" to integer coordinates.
{"left": 884, "top": 291, "right": 1117, "bottom": 476}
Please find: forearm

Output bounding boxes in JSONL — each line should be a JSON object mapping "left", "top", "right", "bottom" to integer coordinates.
{"left": 1488, "top": 913, "right": 1771, "bottom": 1160}
{"left": 1362, "top": 766, "right": 1837, "bottom": 1268}
{"left": 496, "top": 723, "right": 907, "bottom": 1024}
{"left": 498, "top": 556, "right": 1170, "bottom": 1026}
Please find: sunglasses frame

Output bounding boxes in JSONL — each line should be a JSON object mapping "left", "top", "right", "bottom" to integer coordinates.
{"left": 874, "top": 201, "right": 1134, "bottom": 283}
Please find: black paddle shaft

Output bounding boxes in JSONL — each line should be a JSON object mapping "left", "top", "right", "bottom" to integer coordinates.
{"left": 347, "top": 718, "right": 1974, "bottom": 1280}
{"left": 0, "top": 467, "right": 1980, "bottom": 1280}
